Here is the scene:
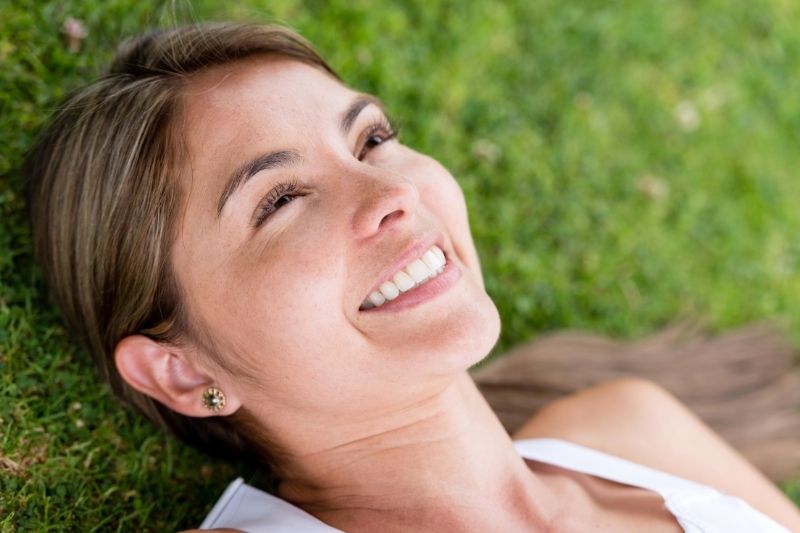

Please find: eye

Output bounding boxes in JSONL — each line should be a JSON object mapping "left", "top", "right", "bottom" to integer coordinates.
{"left": 357, "top": 117, "right": 399, "bottom": 160}
{"left": 252, "top": 179, "right": 301, "bottom": 228}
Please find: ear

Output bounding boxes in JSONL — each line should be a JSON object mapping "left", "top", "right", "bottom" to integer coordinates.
{"left": 114, "top": 334, "right": 241, "bottom": 418}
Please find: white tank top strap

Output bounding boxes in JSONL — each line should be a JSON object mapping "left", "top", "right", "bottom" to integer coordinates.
{"left": 200, "top": 477, "right": 343, "bottom": 532}
{"left": 513, "top": 438, "right": 792, "bottom": 533}
{"left": 513, "top": 438, "right": 719, "bottom": 500}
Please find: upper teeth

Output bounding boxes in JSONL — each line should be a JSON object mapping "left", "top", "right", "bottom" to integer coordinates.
{"left": 360, "top": 245, "right": 447, "bottom": 310}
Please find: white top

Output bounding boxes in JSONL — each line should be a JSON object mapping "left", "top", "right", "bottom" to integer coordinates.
{"left": 200, "top": 438, "right": 791, "bottom": 532}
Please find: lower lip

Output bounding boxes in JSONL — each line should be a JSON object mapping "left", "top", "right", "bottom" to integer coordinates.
{"left": 360, "top": 259, "right": 462, "bottom": 313}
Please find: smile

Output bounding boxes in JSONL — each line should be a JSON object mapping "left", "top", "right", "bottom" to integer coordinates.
{"left": 359, "top": 245, "right": 447, "bottom": 310}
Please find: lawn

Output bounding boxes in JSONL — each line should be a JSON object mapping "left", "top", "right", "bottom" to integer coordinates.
{"left": 2, "top": 0, "right": 800, "bottom": 530}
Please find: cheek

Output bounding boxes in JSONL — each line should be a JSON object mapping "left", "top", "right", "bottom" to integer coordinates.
{"left": 414, "top": 157, "right": 468, "bottom": 227}
{"left": 214, "top": 235, "right": 352, "bottom": 373}
{"left": 416, "top": 160, "right": 483, "bottom": 278}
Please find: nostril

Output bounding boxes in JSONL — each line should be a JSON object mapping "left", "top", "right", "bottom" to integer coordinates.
{"left": 379, "top": 209, "right": 404, "bottom": 228}
{"left": 352, "top": 176, "right": 419, "bottom": 239}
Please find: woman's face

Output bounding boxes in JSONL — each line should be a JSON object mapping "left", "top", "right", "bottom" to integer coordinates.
{"left": 173, "top": 57, "right": 500, "bottom": 424}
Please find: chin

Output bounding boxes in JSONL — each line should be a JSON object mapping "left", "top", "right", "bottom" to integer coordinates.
{"left": 428, "top": 291, "right": 502, "bottom": 375}
{"left": 467, "top": 294, "right": 502, "bottom": 366}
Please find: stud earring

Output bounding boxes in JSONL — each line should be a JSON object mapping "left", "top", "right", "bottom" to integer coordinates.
{"left": 202, "top": 387, "right": 226, "bottom": 413}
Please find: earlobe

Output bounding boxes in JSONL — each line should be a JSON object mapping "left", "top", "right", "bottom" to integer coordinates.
{"left": 114, "top": 335, "right": 241, "bottom": 417}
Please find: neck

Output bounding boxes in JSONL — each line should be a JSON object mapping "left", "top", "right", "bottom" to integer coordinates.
{"left": 274, "top": 373, "right": 556, "bottom": 532}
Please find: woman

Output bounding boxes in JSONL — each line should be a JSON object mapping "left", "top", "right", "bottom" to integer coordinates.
{"left": 25, "top": 22, "right": 800, "bottom": 531}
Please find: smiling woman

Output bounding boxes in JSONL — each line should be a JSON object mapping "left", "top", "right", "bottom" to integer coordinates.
{"left": 23, "top": 22, "right": 800, "bottom": 532}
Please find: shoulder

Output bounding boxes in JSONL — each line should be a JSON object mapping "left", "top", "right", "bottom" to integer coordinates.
{"left": 515, "top": 377, "right": 698, "bottom": 464}
{"left": 513, "top": 377, "right": 800, "bottom": 531}
{"left": 512, "top": 376, "right": 749, "bottom": 483}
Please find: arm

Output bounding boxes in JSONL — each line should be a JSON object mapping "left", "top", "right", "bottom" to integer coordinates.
{"left": 513, "top": 377, "right": 800, "bottom": 531}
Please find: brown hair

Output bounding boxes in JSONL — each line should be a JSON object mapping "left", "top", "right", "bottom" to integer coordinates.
{"left": 24, "top": 22, "right": 338, "bottom": 464}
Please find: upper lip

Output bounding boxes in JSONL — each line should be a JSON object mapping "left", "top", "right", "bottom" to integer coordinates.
{"left": 360, "top": 231, "right": 444, "bottom": 307}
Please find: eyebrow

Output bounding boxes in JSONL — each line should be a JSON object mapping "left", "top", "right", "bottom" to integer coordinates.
{"left": 340, "top": 94, "right": 384, "bottom": 135}
{"left": 216, "top": 93, "right": 386, "bottom": 218}
{"left": 216, "top": 150, "right": 301, "bottom": 217}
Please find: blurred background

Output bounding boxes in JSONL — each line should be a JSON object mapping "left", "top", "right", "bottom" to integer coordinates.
{"left": 2, "top": 0, "right": 799, "bottom": 529}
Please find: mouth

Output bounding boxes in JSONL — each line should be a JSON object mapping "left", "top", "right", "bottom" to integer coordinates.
{"left": 359, "top": 244, "right": 448, "bottom": 311}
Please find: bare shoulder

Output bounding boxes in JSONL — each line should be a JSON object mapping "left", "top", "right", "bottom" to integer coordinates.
{"left": 514, "top": 377, "right": 714, "bottom": 469}
{"left": 513, "top": 377, "right": 800, "bottom": 531}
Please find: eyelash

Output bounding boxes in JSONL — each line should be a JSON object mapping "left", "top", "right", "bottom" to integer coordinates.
{"left": 357, "top": 116, "right": 399, "bottom": 160}
{"left": 251, "top": 117, "right": 399, "bottom": 229}
{"left": 252, "top": 178, "right": 300, "bottom": 228}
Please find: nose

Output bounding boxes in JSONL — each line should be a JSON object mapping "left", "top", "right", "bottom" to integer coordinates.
{"left": 350, "top": 168, "right": 420, "bottom": 240}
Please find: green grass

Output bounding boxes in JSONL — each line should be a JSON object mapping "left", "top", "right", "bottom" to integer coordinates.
{"left": 2, "top": 0, "right": 800, "bottom": 529}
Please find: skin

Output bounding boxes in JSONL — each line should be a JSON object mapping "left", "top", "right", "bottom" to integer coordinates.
{"left": 514, "top": 377, "right": 800, "bottom": 531}
{"left": 114, "top": 57, "right": 800, "bottom": 532}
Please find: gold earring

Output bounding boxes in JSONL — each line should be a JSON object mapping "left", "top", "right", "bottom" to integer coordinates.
{"left": 202, "top": 387, "right": 226, "bottom": 413}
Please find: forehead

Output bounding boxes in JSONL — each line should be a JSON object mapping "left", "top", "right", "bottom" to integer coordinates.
{"left": 179, "top": 57, "right": 355, "bottom": 158}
